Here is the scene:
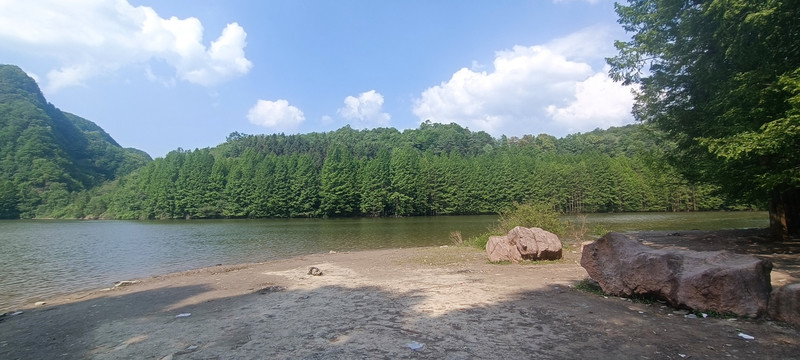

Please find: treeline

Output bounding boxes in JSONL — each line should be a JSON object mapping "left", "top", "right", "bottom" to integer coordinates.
{"left": 69, "top": 122, "right": 746, "bottom": 220}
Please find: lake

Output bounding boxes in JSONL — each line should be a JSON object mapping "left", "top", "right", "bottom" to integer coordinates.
{"left": 0, "top": 212, "right": 767, "bottom": 312}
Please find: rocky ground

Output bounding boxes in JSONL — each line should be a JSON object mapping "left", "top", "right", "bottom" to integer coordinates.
{"left": 0, "top": 229, "right": 798, "bottom": 359}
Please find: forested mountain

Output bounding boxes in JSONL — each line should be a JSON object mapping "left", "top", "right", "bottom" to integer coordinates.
{"left": 0, "top": 63, "right": 751, "bottom": 220}
{"left": 0, "top": 65, "right": 151, "bottom": 218}
{"left": 85, "top": 122, "right": 747, "bottom": 220}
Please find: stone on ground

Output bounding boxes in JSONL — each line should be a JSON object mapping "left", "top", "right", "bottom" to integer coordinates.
{"left": 486, "top": 226, "right": 562, "bottom": 262}
{"left": 580, "top": 232, "right": 772, "bottom": 317}
{"left": 769, "top": 283, "right": 800, "bottom": 327}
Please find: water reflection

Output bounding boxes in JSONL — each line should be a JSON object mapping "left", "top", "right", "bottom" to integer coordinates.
{"left": 0, "top": 216, "right": 496, "bottom": 311}
{"left": 0, "top": 212, "right": 767, "bottom": 312}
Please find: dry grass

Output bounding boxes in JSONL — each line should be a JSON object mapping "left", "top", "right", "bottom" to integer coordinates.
{"left": 449, "top": 231, "right": 464, "bottom": 246}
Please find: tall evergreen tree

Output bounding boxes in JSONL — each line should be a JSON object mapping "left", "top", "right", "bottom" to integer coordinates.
{"left": 359, "top": 148, "right": 391, "bottom": 216}
{"left": 289, "top": 154, "right": 320, "bottom": 217}
{"left": 320, "top": 144, "right": 357, "bottom": 216}
{"left": 389, "top": 146, "right": 422, "bottom": 216}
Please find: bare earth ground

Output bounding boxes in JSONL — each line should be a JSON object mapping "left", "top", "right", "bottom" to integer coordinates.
{"left": 1, "top": 229, "right": 798, "bottom": 359}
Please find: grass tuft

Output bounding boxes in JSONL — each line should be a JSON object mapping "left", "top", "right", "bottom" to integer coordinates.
{"left": 573, "top": 278, "right": 605, "bottom": 295}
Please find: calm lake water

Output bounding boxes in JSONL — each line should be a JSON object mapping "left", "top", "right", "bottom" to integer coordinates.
{"left": 0, "top": 212, "right": 767, "bottom": 312}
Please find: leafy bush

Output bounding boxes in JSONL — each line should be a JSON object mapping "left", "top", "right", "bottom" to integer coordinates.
{"left": 465, "top": 233, "right": 492, "bottom": 249}
{"left": 466, "top": 202, "right": 567, "bottom": 250}
{"left": 492, "top": 202, "right": 566, "bottom": 235}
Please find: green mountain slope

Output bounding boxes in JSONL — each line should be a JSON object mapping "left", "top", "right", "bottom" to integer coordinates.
{"left": 87, "top": 122, "right": 745, "bottom": 220}
{"left": 0, "top": 64, "right": 151, "bottom": 218}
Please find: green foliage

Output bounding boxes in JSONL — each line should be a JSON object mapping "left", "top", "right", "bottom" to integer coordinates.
{"left": 492, "top": 202, "right": 567, "bottom": 236}
{"left": 465, "top": 233, "right": 492, "bottom": 250}
{"left": 573, "top": 279, "right": 604, "bottom": 296}
{"left": 0, "top": 179, "right": 19, "bottom": 219}
{"left": 0, "top": 64, "right": 151, "bottom": 218}
{"left": 64, "top": 123, "right": 749, "bottom": 220}
{"left": 607, "top": 1, "right": 800, "bottom": 235}
{"left": 320, "top": 144, "right": 357, "bottom": 217}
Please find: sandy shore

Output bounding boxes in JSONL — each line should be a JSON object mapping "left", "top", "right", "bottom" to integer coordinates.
{"left": 1, "top": 231, "right": 799, "bottom": 359}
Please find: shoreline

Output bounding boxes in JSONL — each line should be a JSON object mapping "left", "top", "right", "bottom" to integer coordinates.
{"left": 1, "top": 230, "right": 798, "bottom": 359}
{"left": 6, "top": 227, "right": 798, "bottom": 313}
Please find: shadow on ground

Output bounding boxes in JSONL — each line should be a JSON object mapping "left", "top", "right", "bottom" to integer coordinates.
{"left": 1, "top": 274, "right": 798, "bottom": 359}
{"left": 635, "top": 229, "right": 800, "bottom": 284}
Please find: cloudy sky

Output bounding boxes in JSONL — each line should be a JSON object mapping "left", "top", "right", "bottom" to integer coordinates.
{"left": 0, "top": 0, "right": 635, "bottom": 158}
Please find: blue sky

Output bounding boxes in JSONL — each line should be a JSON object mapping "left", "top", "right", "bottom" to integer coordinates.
{"left": 0, "top": 0, "right": 635, "bottom": 158}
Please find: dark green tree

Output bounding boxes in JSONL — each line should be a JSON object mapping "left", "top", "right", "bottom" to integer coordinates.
{"left": 319, "top": 144, "right": 357, "bottom": 216}
{"left": 389, "top": 146, "right": 422, "bottom": 216}
{"left": 608, "top": 0, "right": 800, "bottom": 237}
{"left": 359, "top": 148, "right": 391, "bottom": 216}
{"left": 0, "top": 179, "right": 19, "bottom": 218}
{"left": 289, "top": 154, "right": 319, "bottom": 217}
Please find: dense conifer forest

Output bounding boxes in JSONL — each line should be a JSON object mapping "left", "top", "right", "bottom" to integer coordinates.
{"left": 75, "top": 122, "right": 748, "bottom": 220}
{"left": 0, "top": 64, "right": 752, "bottom": 219}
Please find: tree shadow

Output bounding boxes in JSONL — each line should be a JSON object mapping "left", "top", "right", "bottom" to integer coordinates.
{"left": 635, "top": 229, "right": 800, "bottom": 283}
{"left": 2, "top": 273, "right": 799, "bottom": 359}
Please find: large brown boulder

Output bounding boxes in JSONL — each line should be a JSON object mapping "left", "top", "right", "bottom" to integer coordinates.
{"left": 769, "top": 283, "right": 800, "bottom": 327}
{"left": 486, "top": 226, "right": 562, "bottom": 262}
{"left": 580, "top": 232, "right": 773, "bottom": 317}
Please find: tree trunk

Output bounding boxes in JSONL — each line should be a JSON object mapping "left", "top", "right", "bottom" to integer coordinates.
{"left": 769, "top": 188, "right": 800, "bottom": 239}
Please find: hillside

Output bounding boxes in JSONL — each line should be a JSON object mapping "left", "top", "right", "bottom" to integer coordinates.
{"left": 0, "top": 65, "right": 151, "bottom": 218}
{"left": 87, "top": 122, "right": 748, "bottom": 220}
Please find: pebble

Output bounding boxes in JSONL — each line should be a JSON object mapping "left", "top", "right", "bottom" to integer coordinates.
{"left": 407, "top": 341, "right": 424, "bottom": 351}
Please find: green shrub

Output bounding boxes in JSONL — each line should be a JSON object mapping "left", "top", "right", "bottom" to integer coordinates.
{"left": 467, "top": 202, "right": 567, "bottom": 250}
{"left": 492, "top": 202, "right": 566, "bottom": 235}
{"left": 465, "top": 233, "right": 493, "bottom": 249}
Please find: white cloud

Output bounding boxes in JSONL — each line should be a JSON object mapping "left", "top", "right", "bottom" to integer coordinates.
{"left": 247, "top": 99, "right": 305, "bottom": 132}
{"left": 546, "top": 67, "right": 635, "bottom": 133}
{"left": 337, "top": 90, "right": 391, "bottom": 129}
{"left": 412, "top": 27, "right": 634, "bottom": 137}
{"left": 0, "top": 0, "right": 252, "bottom": 91}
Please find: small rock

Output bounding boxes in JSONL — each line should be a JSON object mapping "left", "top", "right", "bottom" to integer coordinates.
{"left": 685, "top": 314, "right": 698, "bottom": 319}
{"left": 407, "top": 341, "right": 424, "bottom": 351}
{"left": 308, "top": 267, "right": 323, "bottom": 276}
{"left": 113, "top": 280, "right": 140, "bottom": 287}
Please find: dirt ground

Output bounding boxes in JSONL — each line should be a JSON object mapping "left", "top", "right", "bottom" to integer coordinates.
{"left": 1, "top": 229, "right": 798, "bottom": 359}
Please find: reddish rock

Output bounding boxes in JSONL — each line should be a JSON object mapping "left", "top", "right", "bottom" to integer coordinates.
{"left": 580, "top": 232, "right": 772, "bottom": 317}
{"left": 769, "top": 283, "right": 800, "bottom": 327}
{"left": 486, "top": 226, "right": 562, "bottom": 262}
